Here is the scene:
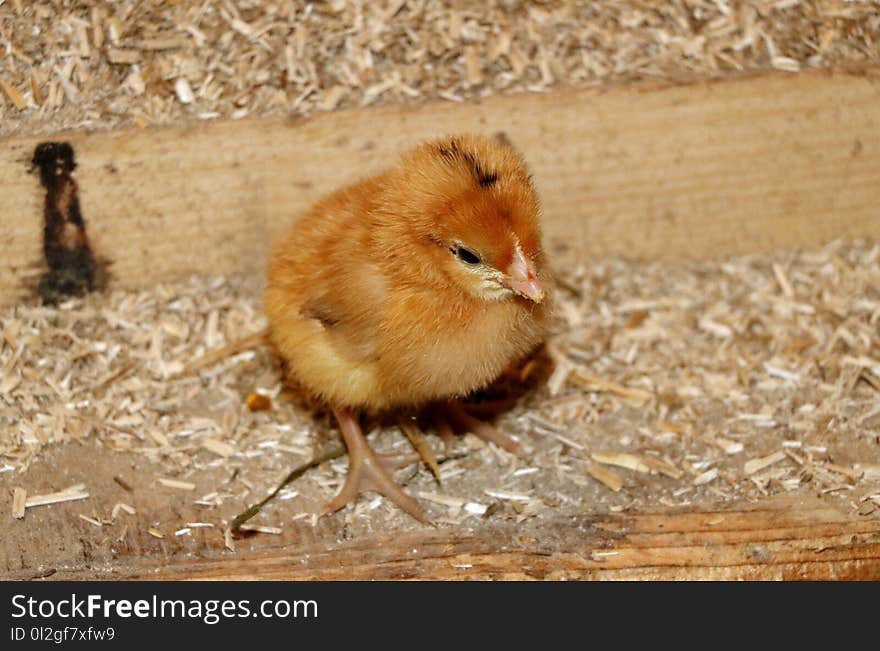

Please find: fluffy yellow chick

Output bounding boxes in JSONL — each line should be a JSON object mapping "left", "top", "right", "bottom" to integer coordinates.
{"left": 266, "top": 134, "right": 551, "bottom": 521}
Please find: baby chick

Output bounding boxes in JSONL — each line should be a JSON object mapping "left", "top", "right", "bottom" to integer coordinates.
{"left": 265, "top": 134, "right": 550, "bottom": 521}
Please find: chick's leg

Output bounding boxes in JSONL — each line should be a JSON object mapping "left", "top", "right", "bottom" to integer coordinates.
{"left": 323, "top": 407, "right": 428, "bottom": 523}
{"left": 441, "top": 400, "right": 521, "bottom": 455}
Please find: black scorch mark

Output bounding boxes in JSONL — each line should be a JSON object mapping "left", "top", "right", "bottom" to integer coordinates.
{"left": 31, "top": 142, "right": 101, "bottom": 305}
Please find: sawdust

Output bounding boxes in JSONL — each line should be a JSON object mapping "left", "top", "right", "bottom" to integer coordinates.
{"left": 3, "top": 238, "right": 880, "bottom": 538}
{"left": 1, "top": 0, "right": 878, "bottom": 138}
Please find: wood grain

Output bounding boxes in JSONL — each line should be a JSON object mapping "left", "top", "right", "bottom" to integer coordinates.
{"left": 3, "top": 445, "right": 878, "bottom": 581}
{"left": 16, "top": 499, "right": 880, "bottom": 581}
{"left": 2, "top": 67, "right": 879, "bottom": 306}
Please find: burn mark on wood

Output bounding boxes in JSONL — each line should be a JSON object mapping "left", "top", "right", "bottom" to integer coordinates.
{"left": 437, "top": 138, "right": 499, "bottom": 188}
{"left": 31, "top": 142, "right": 104, "bottom": 305}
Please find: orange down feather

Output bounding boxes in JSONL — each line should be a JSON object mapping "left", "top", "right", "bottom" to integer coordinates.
{"left": 265, "top": 134, "right": 551, "bottom": 413}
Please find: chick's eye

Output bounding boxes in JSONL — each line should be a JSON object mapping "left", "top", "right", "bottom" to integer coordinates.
{"left": 450, "top": 246, "right": 481, "bottom": 265}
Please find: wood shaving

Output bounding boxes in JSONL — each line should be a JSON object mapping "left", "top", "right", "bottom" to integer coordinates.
{"left": 157, "top": 478, "right": 196, "bottom": 491}
{"left": 641, "top": 456, "right": 684, "bottom": 480}
{"left": 744, "top": 451, "right": 787, "bottom": 475}
{"left": 587, "top": 463, "right": 623, "bottom": 492}
{"left": 0, "top": 79, "right": 28, "bottom": 110}
{"left": 591, "top": 452, "right": 651, "bottom": 473}
{"left": 11, "top": 487, "right": 26, "bottom": 519}
{"left": 23, "top": 487, "right": 90, "bottom": 509}
{"left": 3, "top": 239, "right": 880, "bottom": 536}
{"left": 237, "top": 523, "right": 282, "bottom": 535}
{"left": 1, "top": 1, "right": 877, "bottom": 138}
{"left": 111, "top": 502, "right": 136, "bottom": 519}
{"left": 202, "top": 438, "right": 236, "bottom": 458}
{"left": 418, "top": 491, "right": 466, "bottom": 508}
{"left": 693, "top": 468, "right": 719, "bottom": 486}
{"left": 484, "top": 489, "right": 532, "bottom": 502}
{"left": 464, "top": 502, "right": 488, "bottom": 515}
{"left": 78, "top": 514, "right": 103, "bottom": 527}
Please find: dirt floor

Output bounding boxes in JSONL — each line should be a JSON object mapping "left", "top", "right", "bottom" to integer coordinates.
{"left": 2, "top": 237, "right": 879, "bottom": 578}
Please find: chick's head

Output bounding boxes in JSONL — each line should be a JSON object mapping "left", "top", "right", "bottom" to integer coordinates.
{"left": 376, "top": 134, "right": 546, "bottom": 304}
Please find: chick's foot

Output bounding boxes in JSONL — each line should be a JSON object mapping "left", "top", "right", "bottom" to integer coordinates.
{"left": 437, "top": 400, "right": 521, "bottom": 455}
{"left": 323, "top": 407, "right": 428, "bottom": 523}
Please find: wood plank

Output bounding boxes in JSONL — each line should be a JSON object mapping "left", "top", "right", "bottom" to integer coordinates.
{"left": 3, "top": 444, "right": 878, "bottom": 581}
{"left": 2, "top": 67, "right": 879, "bottom": 306}
{"left": 15, "top": 500, "right": 880, "bottom": 581}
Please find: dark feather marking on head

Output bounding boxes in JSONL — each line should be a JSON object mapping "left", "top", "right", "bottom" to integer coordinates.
{"left": 463, "top": 152, "right": 498, "bottom": 188}
{"left": 436, "top": 140, "right": 499, "bottom": 188}
{"left": 437, "top": 139, "right": 462, "bottom": 164}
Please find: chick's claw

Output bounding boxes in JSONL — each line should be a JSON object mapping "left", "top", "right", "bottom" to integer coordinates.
{"left": 432, "top": 412, "right": 457, "bottom": 449}
{"left": 441, "top": 401, "right": 521, "bottom": 455}
{"left": 322, "top": 408, "right": 429, "bottom": 523}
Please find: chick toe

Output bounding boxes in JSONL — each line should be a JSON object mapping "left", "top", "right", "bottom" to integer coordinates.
{"left": 322, "top": 408, "right": 428, "bottom": 523}
{"left": 399, "top": 419, "right": 442, "bottom": 485}
{"left": 443, "top": 400, "right": 521, "bottom": 455}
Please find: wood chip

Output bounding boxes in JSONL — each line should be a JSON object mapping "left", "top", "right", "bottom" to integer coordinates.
{"left": 569, "top": 370, "right": 652, "bottom": 403}
{"left": 641, "top": 456, "right": 684, "bottom": 479}
{"left": 464, "top": 46, "right": 483, "bottom": 86}
{"left": 772, "top": 263, "right": 794, "bottom": 298}
{"left": 591, "top": 452, "right": 651, "bottom": 473}
{"left": 12, "top": 487, "right": 26, "bottom": 519}
{"left": 771, "top": 56, "right": 800, "bottom": 72}
{"left": 693, "top": 468, "right": 719, "bottom": 486}
{"left": 138, "top": 37, "right": 189, "bottom": 51}
{"left": 2, "top": 231, "right": 879, "bottom": 532}
{"left": 484, "top": 489, "right": 532, "bottom": 502}
{"left": 319, "top": 85, "right": 346, "bottom": 112}
{"left": 106, "top": 48, "right": 141, "bottom": 65}
{"left": 856, "top": 464, "right": 880, "bottom": 482}
{"left": 0, "top": 79, "right": 27, "bottom": 110}
{"left": 418, "top": 491, "right": 466, "bottom": 508}
{"left": 29, "top": 75, "right": 43, "bottom": 105}
{"left": 202, "top": 438, "right": 236, "bottom": 458}
{"left": 158, "top": 478, "right": 196, "bottom": 491}
{"left": 237, "top": 523, "right": 282, "bottom": 535}
{"left": 78, "top": 514, "right": 102, "bottom": 527}
{"left": 111, "top": 502, "right": 136, "bottom": 519}
{"left": 464, "top": 502, "right": 488, "bottom": 515}
{"left": 0, "top": 1, "right": 874, "bottom": 140}
{"left": 819, "top": 462, "right": 862, "bottom": 481}
{"left": 24, "top": 488, "right": 89, "bottom": 509}
{"left": 744, "top": 451, "right": 786, "bottom": 476}
{"left": 712, "top": 436, "right": 745, "bottom": 455}
{"left": 174, "top": 77, "right": 195, "bottom": 104}
{"left": 587, "top": 463, "right": 624, "bottom": 492}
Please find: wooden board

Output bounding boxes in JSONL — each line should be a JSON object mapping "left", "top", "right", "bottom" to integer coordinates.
{"left": 2, "top": 67, "right": 879, "bottom": 306}
{"left": 3, "top": 444, "right": 879, "bottom": 581}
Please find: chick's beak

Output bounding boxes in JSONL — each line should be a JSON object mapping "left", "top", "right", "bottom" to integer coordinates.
{"left": 505, "top": 248, "right": 544, "bottom": 303}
